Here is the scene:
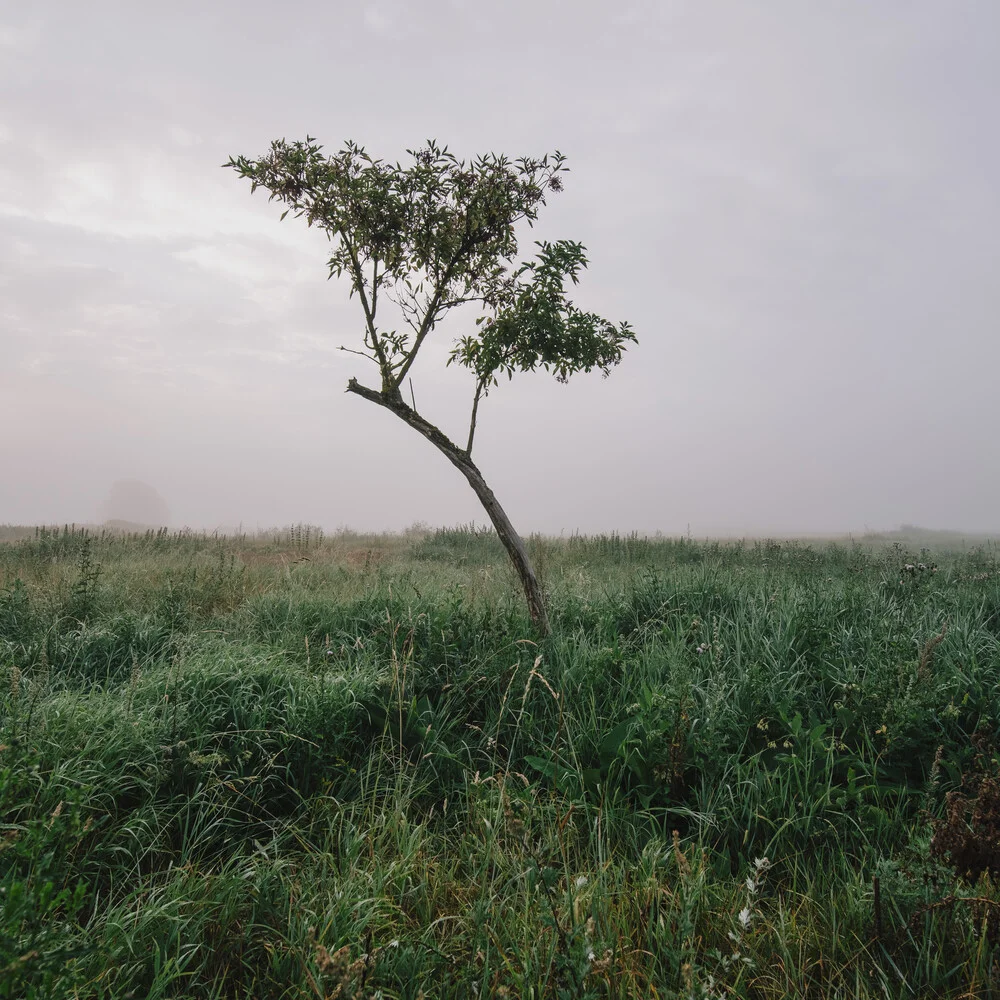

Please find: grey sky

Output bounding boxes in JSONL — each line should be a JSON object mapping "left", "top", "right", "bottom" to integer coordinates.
{"left": 1, "top": 0, "right": 997, "bottom": 535}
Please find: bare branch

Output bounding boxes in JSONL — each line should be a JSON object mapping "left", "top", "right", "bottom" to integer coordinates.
{"left": 341, "top": 233, "right": 394, "bottom": 390}
{"left": 346, "top": 378, "right": 461, "bottom": 455}
{"left": 339, "top": 345, "right": 378, "bottom": 362}
{"left": 440, "top": 295, "right": 486, "bottom": 311}
{"left": 391, "top": 244, "right": 469, "bottom": 390}
{"left": 391, "top": 282, "right": 447, "bottom": 388}
{"left": 389, "top": 281, "right": 425, "bottom": 334}
{"left": 466, "top": 379, "right": 485, "bottom": 456}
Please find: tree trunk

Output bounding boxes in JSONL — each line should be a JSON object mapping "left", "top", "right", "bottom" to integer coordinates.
{"left": 346, "top": 379, "right": 551, "bottom": 636}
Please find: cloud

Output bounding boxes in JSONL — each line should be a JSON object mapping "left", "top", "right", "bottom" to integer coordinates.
{"left": 0, "top": 16, "right": 42, "bottom": 49}
{"left": 170, "top": 233, "right": 328, "bottom": 295}
{"left": 0, "top": 141, "right": 294, "bottom": 244}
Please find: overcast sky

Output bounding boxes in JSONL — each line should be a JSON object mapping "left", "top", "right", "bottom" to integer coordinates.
{"left": 1, "top": 0, "right": 997, "bottom": 536}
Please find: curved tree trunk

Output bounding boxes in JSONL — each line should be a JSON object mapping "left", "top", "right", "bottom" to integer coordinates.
{"left": 346, "top": 379, "right": 550, "bottom": 636}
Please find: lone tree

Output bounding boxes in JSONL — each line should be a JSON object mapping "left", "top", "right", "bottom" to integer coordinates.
{"left": 227, "top": 138, "right": 635, "bottom": 635}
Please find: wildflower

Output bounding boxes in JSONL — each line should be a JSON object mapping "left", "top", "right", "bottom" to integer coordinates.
{"left": 575, "top": 875, "right": 588, "bottom": 889}
{"left": 738, "top": 907, "right": 752, "bottom": 929}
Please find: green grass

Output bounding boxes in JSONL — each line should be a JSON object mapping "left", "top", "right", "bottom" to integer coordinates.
{"left": 2, "top": 524, "right": 1000, "bottom": 997}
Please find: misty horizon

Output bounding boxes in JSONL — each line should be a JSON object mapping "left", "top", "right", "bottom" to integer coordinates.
{"left": 6, "top": 471, "right": 999, "bottom": 546}
{"left": 3, "top": 2, "right": 998, "bottom": 537}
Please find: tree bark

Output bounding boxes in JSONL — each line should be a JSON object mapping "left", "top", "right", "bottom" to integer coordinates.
{"left": 346, "top": 378, "right": 550, "bottom": 636}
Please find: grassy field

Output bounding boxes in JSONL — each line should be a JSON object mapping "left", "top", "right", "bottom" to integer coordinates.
{"left": 2, "top": 524, "right": 1000, "bottom": 998}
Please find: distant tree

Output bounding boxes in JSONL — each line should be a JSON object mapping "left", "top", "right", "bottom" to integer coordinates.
{"left": 226, "top": 138, "right": 635, "bottom": 634}
{"left": 99, "top": 479, "right": 171, "bottom": 528}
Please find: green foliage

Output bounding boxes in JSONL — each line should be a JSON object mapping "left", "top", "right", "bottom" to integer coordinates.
{"left": 226, "top": 136, "right": 634, "bottom": 401}
{"left": 449, "top": 239, "right": 635, "bottom": 387}
{"left": 1, "top": 529, "right": 999, "bottom": 996}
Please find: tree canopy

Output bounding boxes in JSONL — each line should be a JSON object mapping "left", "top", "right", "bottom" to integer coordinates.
{"left": 227, "top": 138, "right": 634, "bottom": 407}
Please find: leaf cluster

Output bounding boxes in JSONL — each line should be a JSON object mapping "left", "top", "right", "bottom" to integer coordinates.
{"left": 450, "top": 239, "right": 636, "bottom": 389}
{"left": 225, "top": 137, "right": 634, "bottom": 395}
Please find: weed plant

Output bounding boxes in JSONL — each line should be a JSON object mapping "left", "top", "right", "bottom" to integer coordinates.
{"left": 1, "top": 527, "right": 999, "bottom": 997}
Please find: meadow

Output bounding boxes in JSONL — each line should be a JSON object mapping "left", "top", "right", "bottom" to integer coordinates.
{"left": 2, "top": 523, "right": 999, "bottom": 998}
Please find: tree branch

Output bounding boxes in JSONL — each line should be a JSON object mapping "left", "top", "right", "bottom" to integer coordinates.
{"left": 391, "top": 242, "right": 470, "bottom": 390}
{"left": 339, "top": 345, "right": 378, "bottom": 362}
{"left": 341, "top": 232, "right": 394, "bottom": 390}
{"left": 346, "top": 378, "right": 466, "bottom": 465}
{"left": 441, "top": 294, "right": 486, "bottom": 311}
{"left": 466, "top": 379, "right": 485, "bottom": 456}
{"left": 391, "top": 284, "right": 446, "bottom": 389}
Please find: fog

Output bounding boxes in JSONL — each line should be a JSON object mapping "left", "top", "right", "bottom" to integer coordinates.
{"left": 2, "top": 1, "right": 998, "bottom": 536}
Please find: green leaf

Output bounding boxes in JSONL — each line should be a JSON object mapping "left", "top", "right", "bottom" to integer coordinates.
{"left": 599, "top": 720, "right": 633, "bottom": 760}
{"left": 526, "top": 754, "right": 556, "bottom": 777}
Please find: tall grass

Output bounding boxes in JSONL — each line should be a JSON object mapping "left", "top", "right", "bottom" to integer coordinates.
{"left": 2, "top": 526, "right": 999, "bottom": 997}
